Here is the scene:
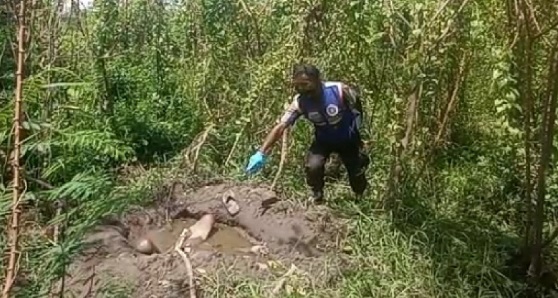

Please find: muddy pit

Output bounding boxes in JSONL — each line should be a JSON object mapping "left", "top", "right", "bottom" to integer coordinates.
{"left": 56, "top": 182, "right": 350, "bottom": 297}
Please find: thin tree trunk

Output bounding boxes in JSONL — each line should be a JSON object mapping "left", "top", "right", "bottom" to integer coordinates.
{"left": 383, "top": 83, "right": 422, "bottom": 207}
{"left": 529, "top": 37, "right": 558, "bottom": 278}
{"left": 516, "top": 0, "right": 535, "bottom": 251}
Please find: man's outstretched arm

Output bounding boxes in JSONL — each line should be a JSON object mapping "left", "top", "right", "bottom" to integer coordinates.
{"left": 259, "top": 96, "right": 302, "bottom": 155}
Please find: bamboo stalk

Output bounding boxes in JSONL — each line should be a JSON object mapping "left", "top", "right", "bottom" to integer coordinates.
{"left": 2, "top": 0, "right": 27, "bottom": 296}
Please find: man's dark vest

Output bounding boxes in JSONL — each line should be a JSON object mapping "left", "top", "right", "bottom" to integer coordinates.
{"left": 298, "top": 81, "right": 359, "bottom": 143}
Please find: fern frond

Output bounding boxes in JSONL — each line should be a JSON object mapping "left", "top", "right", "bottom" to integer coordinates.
{"left": 46, "top": 170, "right": 114, "bottom": 204}
{"left": 57, "top": 129, "right": 134, "bottom": 161}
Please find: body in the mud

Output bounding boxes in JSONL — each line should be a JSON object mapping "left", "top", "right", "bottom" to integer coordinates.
{"left": 245, "top": 63, "right": 370, "bottom": 203}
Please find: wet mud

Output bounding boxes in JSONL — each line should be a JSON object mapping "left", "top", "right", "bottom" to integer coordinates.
{"left": 55, "top": 182, "right": 349, "bottom": 297}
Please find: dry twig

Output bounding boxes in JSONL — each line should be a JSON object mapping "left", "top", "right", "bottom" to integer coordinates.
{"left": 174, "top": 228, "right": 196, "bottom": 298}
{"left": 181, "top": 123, "right": 214, "bottom": 170}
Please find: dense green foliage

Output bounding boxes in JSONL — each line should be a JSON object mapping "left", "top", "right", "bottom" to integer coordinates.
{"left": 1, "top": 0, "right": 558, "bottom": 296}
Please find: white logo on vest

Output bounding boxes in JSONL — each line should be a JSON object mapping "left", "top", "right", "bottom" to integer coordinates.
{"left": 326, "top": 104, "right": 339, "bottom": 117}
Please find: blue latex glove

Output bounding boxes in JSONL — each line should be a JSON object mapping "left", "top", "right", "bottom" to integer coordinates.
{"left": 245, "top": 151, "right": 267, "bottom": 175}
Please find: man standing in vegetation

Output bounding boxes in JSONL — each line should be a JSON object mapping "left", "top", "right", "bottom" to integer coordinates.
{"left": 245, "top": 64, "right": 370, "bottom": 203}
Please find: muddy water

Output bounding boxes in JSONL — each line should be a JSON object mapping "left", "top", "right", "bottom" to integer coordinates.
{"left": 144, "top": 219, "right": 253, "bottom": 254}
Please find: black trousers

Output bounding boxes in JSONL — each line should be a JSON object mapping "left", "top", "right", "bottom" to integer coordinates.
{"left": 304, "top": 138, "right": 369, "bottom": 195}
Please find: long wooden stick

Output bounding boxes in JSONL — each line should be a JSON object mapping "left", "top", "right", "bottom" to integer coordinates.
{"left": 271, "top": 127, "right": 288, "bottom": 191}
{"left": 174, "top": 229, "right": 196, "bottom": 298}
{"left": 270, "top": 102, "right": 291, "bottom": 191}
{"left": 3, "top": 0, "right": 27, "bottom": 296}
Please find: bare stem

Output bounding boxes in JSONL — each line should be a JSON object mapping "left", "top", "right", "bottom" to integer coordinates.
{"left": 2, "top": 0, "right": 27, "bottom": 296}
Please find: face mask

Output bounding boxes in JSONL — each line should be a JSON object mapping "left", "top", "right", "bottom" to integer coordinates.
{"left": 297, "top": 88, "right": 314, "bottom": 97}
{"left": 297, "top": 84, "right": 320, "bottom": 97}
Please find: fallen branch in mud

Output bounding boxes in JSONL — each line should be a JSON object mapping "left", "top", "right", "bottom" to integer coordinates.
{"left": 173, "top": 214, "right": 215, "bottom": 298}
{"left": 175, "top": 228, "right": 196, "bottom": 298}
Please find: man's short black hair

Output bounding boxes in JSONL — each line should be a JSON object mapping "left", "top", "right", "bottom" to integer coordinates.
{"left": 292, "top": 63, "right": 321, "bottom": 80}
